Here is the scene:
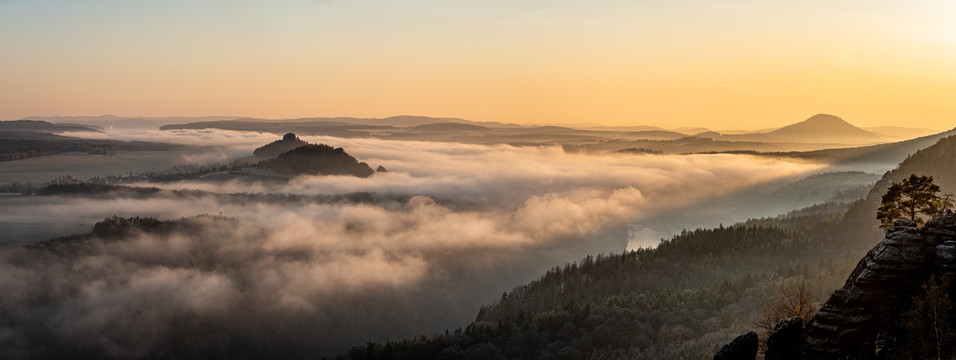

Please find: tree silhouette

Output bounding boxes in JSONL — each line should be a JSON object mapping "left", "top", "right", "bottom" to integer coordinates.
{"left": 877, "top": 174, "right": 946, "bottom": 229}
{"left": 752, "top": 282, "right": 816, "bottom": 348}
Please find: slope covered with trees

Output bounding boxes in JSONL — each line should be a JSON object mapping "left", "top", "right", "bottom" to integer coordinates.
{"left": 339, "top": 136, "right": 956, "bottom": 359}
{"left": 340, "top": 206, "right": 866, "bottom": 359}
{"left": 842, "top": 134, "right": 956, "bottom": 241}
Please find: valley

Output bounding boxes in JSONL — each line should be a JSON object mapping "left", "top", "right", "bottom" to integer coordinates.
{"left": 1, "top": 113, "right": 953, "bottom": 358}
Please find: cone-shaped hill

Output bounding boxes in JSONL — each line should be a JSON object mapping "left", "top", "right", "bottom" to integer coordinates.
{"left": 258, "top": 143, "right": 375, "bottom": 178}
{"left": 766, "top": 114, "right": 882, "bottom": 143}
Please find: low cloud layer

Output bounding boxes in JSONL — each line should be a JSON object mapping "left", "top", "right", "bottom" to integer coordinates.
{"left": 0, "top": 130, "right": 825, "bottom": 357}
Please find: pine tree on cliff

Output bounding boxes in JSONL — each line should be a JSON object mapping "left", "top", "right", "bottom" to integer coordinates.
{"left": 877, "top": 174, "right": 950, "bottom": 229}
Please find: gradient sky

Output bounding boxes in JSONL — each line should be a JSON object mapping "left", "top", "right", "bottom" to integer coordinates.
{"left": 1, "top": 0, "right": 955, "bottom": 129}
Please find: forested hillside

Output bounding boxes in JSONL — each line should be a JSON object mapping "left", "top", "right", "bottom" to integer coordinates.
{"left": 339, "top": 136, "right": 956, "bottom": 360}
{"left": 842, "top": 134, "right": 956, "bottom": 243}
{"left": 870, "top": 134, "right": 956, "bottom": 196}
{"left": 341, "top": 205, "right": 865, "bottom": 359}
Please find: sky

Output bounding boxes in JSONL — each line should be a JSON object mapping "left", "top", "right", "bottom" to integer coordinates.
{"left": 1, "top": 0, "right": 955, "bottom": 129}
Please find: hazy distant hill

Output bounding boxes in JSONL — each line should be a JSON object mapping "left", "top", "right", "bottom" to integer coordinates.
{"left": 717, "top": 114, "right": 886, "bottom": 145}
{"left": 578, "top": 125, "right": 664, "bottom": 131}
{"left": 771, "top": 126, "right": 956, "bottom": 167}
{"left": 162, "top": 115, "right": 515, "bottom": 131}
{"left": 0, "top": 120, "right": 101, "bottom": 133}
{"left": 765, "top": 114, "right": 882, "bottom": 143}
{"left": 354, "top": 115, "right": 479, "bottom": 127}
{"left": 25, "top": 115, "right": 239, "bottom": 130}
{"left": 162, "top": 120, "right": 366, "bottom": 131}
{"left": 515, "top": 126, "right": 685, "bottom": 140}
{"left": 411, "top": 123, "right": 491, "bottom": 132}
{"left": 863, "top": 125, "right": 938, "bottom": 140}
{"left": 626, "top": 130, "right": 689, "bottom": 140}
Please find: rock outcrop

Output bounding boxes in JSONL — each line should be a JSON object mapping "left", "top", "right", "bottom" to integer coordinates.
{"left": 765, "top": 317, "right": 802, "bottom": 360}
{"left": 258, "top": 143, "right": 375, "bottom": 178}
{"left": 796, "top": 215, "right": 956, "bottom": 359}
{"left": 713, "top": 332, "right": 758, "bottom": 360}
{"left": 253, "top": 133, "right": 307, "bottom": 158}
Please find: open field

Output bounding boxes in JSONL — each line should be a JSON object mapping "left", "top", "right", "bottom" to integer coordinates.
{"left": 0, "top": 150, "right": 214, "bottom": 183}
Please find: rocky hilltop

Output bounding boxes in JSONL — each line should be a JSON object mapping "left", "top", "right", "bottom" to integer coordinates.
{"left": 258, "top": 143, "right": 375, "bottom": 178}
{"left": 718, "top": 215, "right": 956, "bottom": 359}
{"left": 253, "top": 132, "right": 308, "bottom": 158}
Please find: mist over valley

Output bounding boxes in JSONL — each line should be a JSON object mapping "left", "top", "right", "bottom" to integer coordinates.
{"left": 2, "top": 112, "right": 951, "bottom": 358}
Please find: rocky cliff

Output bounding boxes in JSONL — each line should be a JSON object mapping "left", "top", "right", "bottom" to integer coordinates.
{"left": 796, "top": 217, "right": 940, "bottom": 358}
{"left": 717, "top": 214, "right": 956, "bottom": 359}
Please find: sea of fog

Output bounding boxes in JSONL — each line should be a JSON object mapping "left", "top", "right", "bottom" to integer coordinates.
{"left": 0, "top": 130, "right": 887, "bottom": 355}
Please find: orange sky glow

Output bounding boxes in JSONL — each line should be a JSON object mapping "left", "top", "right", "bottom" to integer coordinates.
{"left": 1, "top": 0, "right": 955, "bottom": 130}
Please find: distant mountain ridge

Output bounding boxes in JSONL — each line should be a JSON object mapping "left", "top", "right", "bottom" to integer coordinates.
{"left": 26, "top": 113, "right": 942, "bottom": 154}
{"left": 863, "top": 126, "right": 938, "bottom": 141}
{"left": 23, "top": 115, "right": 238, "bottom": 131}
{"left": 0, "top": 120, "right": 101, "bottom": 133}
{"left": 411, "top": 123, "right": 491, "bottom": 132}
{"left": 159, "top": 115, "right": 516, "bottom": 131}
{"left": 769, "top": 126, "right": 956, "bottom": 168}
